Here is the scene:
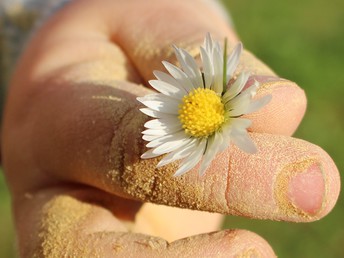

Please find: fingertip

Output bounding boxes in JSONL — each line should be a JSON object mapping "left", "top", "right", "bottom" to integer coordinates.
{"left": 221, "top": 134, "right": 340, "bottom": 222}
{"left": 270, "top": 137, "right": 340, "bottom": 222}
{"left": 306, "top": 145, "right": 341, "bottom": 220}
{"left": 228, "top": 230, "right": 277, "bottom": 258}
{"left": 245, "top": 76, "right": 307, "bottom": 135}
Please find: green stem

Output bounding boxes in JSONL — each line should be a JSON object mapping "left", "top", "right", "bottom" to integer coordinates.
{"left": 222, "top": 38, "right": 228, "bottom": 95}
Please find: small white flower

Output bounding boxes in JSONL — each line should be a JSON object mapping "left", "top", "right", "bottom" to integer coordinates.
{"left": 137, "top": 34, "right": 271, "bottom": 176}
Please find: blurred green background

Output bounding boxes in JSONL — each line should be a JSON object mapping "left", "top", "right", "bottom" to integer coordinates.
{"left": 222, "top": 0, "right": 344, "bottom": 257}
{"left": 0, "top": 0, "right": 343, "bottom": 257}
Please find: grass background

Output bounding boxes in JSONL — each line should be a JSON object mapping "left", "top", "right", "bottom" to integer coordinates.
{"left": 0, "top": 0, "right": 343, "bottom": 257}
{"left": 222, "top": 0, "right": 344, "bottom": 257}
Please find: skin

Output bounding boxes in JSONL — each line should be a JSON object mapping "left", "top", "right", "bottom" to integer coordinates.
{"left": 1, "top": 0, "right": 340, "bottom": 257}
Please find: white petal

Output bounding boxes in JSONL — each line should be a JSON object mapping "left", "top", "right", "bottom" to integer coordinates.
{"left": 226, "top": 82, "right": 258, "bottom": 116}
{"left": 226, "top": 82, "right": 266, "bottom": 117}
{"left": 217, "top": 123, "right": 232, "bottom": 153}
{"left": 152, "top": 135, "right": 192, "bottom": 156}
{"left": 227, "top": 89, "right": 251, "bottom": 108}
{"left": 212, "top": 47, "right": 224, "bottom": 94}
{"left": 199, "top": 133, "right": 223, "bottom": 176}
{"left": 146, "top": 135, "right": 172, "bottom": 148}
{"left": 174, "top": 139, "right": 207, "bottom": 176}
{"left": 243, "top": 81, "right": 259, "bottom": 97}
{"left": 149, "top": 80, "right": 185, "bottom": 99}
{"left": 204, "top": 33, "right": 214, "bottom": 54}
{"left": 226, "top": 43, "right": 242, "bottom": 82}
{"left": 147, "top": 131, "right": 186, "bottom": 148}
{"left": 230, "top": 118, "right": 252, "bottom": 130}
{"left": 218, "top": 135, "right": 231, "bottom": 153}
{"left": 144, "top": 117, "right": 180, "bottom": 129}
{"left": 231, "top": 129, "right": 257, "bottom": 154}
{"left": 223, "top": 72, "right": 250, "bottom": 103}
{"left": 227, "top": 96, "right": 251, "bottom": 117}
{"left": 173, "top": 47, "right": 203, "bottom": 88}
{"left": 152, "top": 139, "right": 192, "bottom": 157}
{"left": 137, "top": 94, "right": 179, "bottom": 114}
{"left": 141, "top": 149, "right": 162, "bottom": 159}
{"left": 157, "top": 139, "right": 198, "bottom": 167}
{"left": 142, "top": 126, "right": 182, "bottom": 136}
{"left": 200, "top": 47, "right": 213, "bottom": 88}
{"left": 137, "top": 93, "right": 178, "bottom": 105}
{"left": 246, "top": 94, "right": 272, "bottom": 113}
{"left": 214, "top": 41, "right": 222, "bottom": 53}
{"left": 142, "top": 134, "right": 162, "bottom": 142}
{"left": 139, "top": 108, "right": 175, "bottom": 119}
{"left": 162, "top": 61, "right": 195, "bottom": 92}
{"left": 153, "top": 71, "right": 185, "bottom": 89}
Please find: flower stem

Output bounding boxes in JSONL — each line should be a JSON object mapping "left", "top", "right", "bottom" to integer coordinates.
{"left": 222, "top": 38, "right": 228, "bottom": 95}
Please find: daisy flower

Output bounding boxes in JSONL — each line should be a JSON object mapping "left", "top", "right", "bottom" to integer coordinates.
{"left": 137, "top": 34, "right": 271, "bottom": 176}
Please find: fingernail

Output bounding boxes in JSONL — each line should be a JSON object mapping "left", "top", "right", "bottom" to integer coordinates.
{"left": 288, "top": 163, "right": 325, "bottom": 215}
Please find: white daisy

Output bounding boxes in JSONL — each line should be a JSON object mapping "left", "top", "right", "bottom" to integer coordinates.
{"left": 137, "top": 33, "right": 271, "bottom": 176}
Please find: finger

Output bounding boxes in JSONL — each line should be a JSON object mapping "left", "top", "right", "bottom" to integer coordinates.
{"left": 114, "top": 131, "right": 339, "bottom": 223}
{"left": 15, "top": 188, "right": 276, "bottom": 257}
{"left": 6, "top": 76, "right": 338, "bottom": 222}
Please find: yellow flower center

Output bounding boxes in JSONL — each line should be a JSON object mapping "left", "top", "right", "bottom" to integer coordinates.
{"left": 178, "top": 88, "right": 225, "bottom": 138}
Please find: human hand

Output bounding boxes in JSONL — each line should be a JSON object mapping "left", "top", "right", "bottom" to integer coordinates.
{"left": 2, "top": 0, "right": 340, "bottom": 257}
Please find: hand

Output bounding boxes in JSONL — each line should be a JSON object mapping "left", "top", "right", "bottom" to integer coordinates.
{"left": 2, "top": 0, "right": 340, "bottom": 257}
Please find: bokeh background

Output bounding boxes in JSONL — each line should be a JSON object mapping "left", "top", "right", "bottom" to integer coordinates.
{"left": 0, "top": 0, "right": 343, "bottom": 257}
{"left": 222, "top": 0, "right": 344, "bottom": 257}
